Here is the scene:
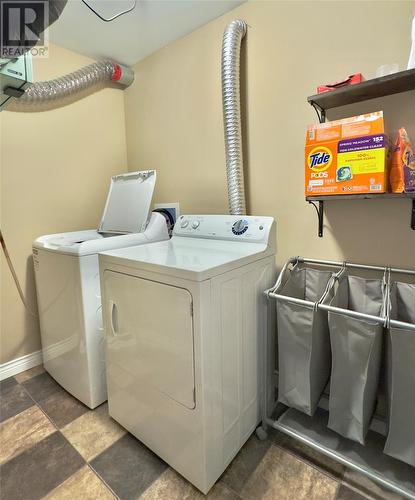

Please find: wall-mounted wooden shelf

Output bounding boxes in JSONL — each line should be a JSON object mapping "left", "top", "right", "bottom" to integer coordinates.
{"left": 308, "top": 68, "right": 415, "bottom": 122}
{"left": 306, "top": 69, "right": 415, "bottom": 236}
{"left": 306, "top": 193, "right": 415, "bottom": 238}
{"left": 306, "top": 193, "right": 415, "bottom": 202}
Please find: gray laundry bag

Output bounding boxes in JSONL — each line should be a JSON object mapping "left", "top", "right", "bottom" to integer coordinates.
{"left": 384, "top": 282, "right": 415, "bottom": 467}
{"left": 277, "top": 266, "right": 333, "bottom": 416}
{"left": 327, "top": 275, "right": 385, "bottom": 445}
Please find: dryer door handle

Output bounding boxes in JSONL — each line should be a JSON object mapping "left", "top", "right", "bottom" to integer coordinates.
{"left": 109, "top": 300, "right": 119, "bottom": 336}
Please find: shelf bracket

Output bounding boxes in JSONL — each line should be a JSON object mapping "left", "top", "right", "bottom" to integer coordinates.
{"left": 411, "top": 199, "right": 415, "bottom": 231}
{"left": 309, "top": 200, "right": 324, "bottom": 237}
{"left": 309, "top": 100, "right": 326, "bottom": 123}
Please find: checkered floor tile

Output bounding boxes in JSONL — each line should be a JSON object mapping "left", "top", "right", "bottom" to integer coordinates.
{"left": 0, "top": 367, "right": 396, "bottom": 499}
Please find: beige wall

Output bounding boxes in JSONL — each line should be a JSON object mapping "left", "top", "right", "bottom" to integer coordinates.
{"left": 125, "top": 0, "right": 415, "bottom": 270}
{"left": 1, "top": 1, "right": 415, "bottom": 366}
{"left": 1, "top": 44, "right": 127, "bottom": 364}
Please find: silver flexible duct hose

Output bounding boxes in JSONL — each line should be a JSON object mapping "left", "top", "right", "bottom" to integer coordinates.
{"left": 9, "top": 60, "right": 134, "bottom": 109}
{"left": 222, "top": 19, "right": 247, "bottom": 216}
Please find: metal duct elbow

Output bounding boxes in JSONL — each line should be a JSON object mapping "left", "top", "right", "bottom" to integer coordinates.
{"left": 222, "top": 19, "right": 247, "bottom": 216}
{"left": 9, "top": 60, "right": 134, "bottom": 110}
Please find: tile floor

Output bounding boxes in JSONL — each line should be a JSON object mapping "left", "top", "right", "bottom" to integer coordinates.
{"left": 0, "top": 366, "right": 402, "bottom": 500}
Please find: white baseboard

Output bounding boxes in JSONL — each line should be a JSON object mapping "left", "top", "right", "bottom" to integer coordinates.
{"left": 0, "top": 350, "right": 43, "bottom": 381}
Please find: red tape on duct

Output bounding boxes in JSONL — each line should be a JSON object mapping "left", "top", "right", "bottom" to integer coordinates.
{"left": 112, "top": 64, "right": 122, "bottom": 81}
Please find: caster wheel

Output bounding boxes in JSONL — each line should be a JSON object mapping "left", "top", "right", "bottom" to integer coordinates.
{"left": 255, "top": 426, "right": 268, "bottom": 441}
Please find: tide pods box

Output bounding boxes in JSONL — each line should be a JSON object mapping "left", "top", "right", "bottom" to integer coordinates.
{"left": 305, "top": 111, "right": 390, "bottom": 196}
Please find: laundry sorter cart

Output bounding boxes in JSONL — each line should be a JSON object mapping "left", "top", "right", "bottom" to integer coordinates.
{"left": 257, "top": 257, "right": 415, "bottom": 500}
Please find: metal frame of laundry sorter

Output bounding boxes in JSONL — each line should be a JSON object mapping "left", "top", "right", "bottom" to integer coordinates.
{"left": 257, "top": 256, "right": 415, "bottom": 499}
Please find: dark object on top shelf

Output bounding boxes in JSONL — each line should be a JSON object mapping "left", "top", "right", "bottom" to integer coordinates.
{"left": 308, "top": 68, "right": 415, "bottom": 123}
{"left": 317, "top": 73, "right": 364, "bottom": 95}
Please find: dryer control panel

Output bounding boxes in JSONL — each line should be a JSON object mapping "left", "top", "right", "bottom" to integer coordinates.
{"left": 173, "top": 215, "right": 275, "bottom": 245}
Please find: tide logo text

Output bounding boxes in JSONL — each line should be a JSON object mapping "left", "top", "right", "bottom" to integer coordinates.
{"left": 308, "top": 147, "right": 332, "bottom": 172}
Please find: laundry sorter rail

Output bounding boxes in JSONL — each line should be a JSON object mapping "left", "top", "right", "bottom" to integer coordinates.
{"left": 258, "top": 257, "right": 415, "bottom": 499}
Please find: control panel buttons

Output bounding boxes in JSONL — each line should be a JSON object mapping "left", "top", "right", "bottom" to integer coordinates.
{"left": 232, "top": 219, "right": 249, "bottom": 235}
{"left": 173, "top": 215, "right": 272, "bottom": 242}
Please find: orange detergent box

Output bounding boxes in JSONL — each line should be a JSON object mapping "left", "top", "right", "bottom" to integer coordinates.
{"left": 305, "top": 111, "right": 390, "bottom": 196}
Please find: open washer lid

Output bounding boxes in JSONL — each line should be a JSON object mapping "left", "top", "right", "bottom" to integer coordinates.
{"left": 98, "top": 170, "right": 156, "bottom": 234}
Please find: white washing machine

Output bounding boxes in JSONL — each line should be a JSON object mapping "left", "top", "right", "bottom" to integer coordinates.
{"left": 33, "top": 171, "right": 169, "bottom": 409}
{"left": 99, "top": 214, "right": 276, "bottom": 494}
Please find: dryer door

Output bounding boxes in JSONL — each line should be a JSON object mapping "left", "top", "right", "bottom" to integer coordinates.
{"left": 103, "top": 270, "right": 195, "bottom": 409}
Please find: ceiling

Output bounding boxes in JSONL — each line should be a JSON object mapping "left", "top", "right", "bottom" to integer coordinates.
{"left": 49, "top": 0, "right": 245, "bottom": 66}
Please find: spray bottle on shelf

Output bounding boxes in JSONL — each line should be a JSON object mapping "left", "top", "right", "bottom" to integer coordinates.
{"left": 408, "top": 13, "right": 415, "bottom": 69}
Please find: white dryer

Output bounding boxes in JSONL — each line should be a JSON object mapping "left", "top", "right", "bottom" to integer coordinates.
{"left": 33, "top": 171, "right": 169, "bottom": 409}
{"left": 99, "top": 214, "right": 276, "bottom": 494}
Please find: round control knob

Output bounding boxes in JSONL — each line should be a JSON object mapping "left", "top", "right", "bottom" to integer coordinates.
{"left": 232, "top": 219, "right": 248, "bottom": 235}
{"left": 180, "top": 220, "right": 189, "bottom": 228}
{"left": 192, "top": 221, "right": 200, "bottom": 229}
